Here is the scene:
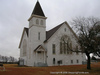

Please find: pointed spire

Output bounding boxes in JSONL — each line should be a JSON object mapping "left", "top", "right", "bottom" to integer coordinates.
{"left": 31, "top": 1, "right": 45, "bottom": 17}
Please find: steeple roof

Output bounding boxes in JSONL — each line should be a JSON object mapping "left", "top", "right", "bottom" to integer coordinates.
{"left": 31, "top": 1, "right": 45, "bottom": 17}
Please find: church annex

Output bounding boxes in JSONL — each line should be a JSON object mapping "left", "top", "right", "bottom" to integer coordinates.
{"left": 19, "top": 1, "right": 86, "bottom": 67}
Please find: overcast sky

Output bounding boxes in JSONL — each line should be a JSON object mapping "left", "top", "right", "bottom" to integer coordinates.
{"left": 0, "top": 0, "right": 100, "bottom": 59}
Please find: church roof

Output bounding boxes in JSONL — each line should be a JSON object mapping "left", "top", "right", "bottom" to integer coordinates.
{"left": 31, "top": 1, "right": 45, "bottom": 17}
{"left": 44, "top": 21, "right": 78, "bottom": 42}
{"left": 34, "top": 45, "right": 47, "bottom": 51}
{"left": 44, "top": 22, "right": 64, "bottom": 42}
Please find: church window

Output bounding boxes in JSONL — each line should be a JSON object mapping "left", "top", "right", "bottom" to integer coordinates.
{"left": 64, "top": 41, "right": 66, "bottom": 54}
{"left": 71, "top": 60, "right": 73, "bottom": 64}
{"left": 66, "top": 39, "right": 72, "bottom": 54}
{"left": 38, "top": 32, "right": 40, "bottom": 40}
{"left": 76, "top": 46, "right": 78, "bottom": 55}
{"left": 76, "top": 59, "right": 79, "bottom": 63}
{"left": 60, "top": 35, "right": 68, "bottom": 54}
{"left": 52, "top": 44, "right": 56, "bottom": 54}
{"left": 53, "top": 58, "right": 55, "bottom": 64}
{"left": 70, "top": 43, "right": 72, "bottom": 54}
{"left": 58, "top": 60, "right": 62, "bottom": 65}
{"left": 23, "top": 39, "right": 27, "bottom": 56}
{"left": 41, "top": 20, "right": 43, "bottom": 25}
{"left": 60, "top": 42, "right": 63, "bottom": 54}
{"left": 64, "top": 28, "right": 66, "bottom": 32}
{"left": 36, "top": 19, "right": 39, "bottom": 24}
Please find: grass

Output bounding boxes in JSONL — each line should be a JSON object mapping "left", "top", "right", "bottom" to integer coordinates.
{"left": 0, "top": 62, "right": 100, "bottom": 75}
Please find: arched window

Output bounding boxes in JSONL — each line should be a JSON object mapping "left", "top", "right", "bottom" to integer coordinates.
{"left": 36, "top": 19, "right": 39, "bottom": 24}
{"left": 53, "top": 58, "right": 55, "bottom": 64}
{"left": 41, "top": 20, "right": 43, "bottom": 25}
{"left": 23, "top": 39, "right": 27, "bottom": 56}
{"left": 60, "top": 35, "right": 72, "bottom": 54}
{"left": 60, "top": 35, "right": 68, "bottom": 54}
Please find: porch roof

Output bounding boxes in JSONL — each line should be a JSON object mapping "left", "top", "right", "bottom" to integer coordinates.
{"left": 34, "top": 45, "right": 47, "bottom": 51}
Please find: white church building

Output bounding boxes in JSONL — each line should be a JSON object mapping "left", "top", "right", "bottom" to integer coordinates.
{"left": 19, "top": 1, "right": 86, "bottom": 67}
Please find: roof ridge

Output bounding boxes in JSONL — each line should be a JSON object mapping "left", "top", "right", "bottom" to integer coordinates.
{"left": 47, "top": 22, "right": 64, "bottom": 32}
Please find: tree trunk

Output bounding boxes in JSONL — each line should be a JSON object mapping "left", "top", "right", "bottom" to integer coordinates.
{"left": 86, "top": 53, "right": 91, "bottom": 70}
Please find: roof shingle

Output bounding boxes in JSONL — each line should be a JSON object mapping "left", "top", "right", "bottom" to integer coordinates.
{"left": 45, "top": 22, "right": 64, "bottom": 42}
{"left": 31, "top": 1, "right": 45, "bottom": 17}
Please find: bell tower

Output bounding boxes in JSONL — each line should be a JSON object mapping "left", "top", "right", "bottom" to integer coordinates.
{"left": 28, "top": 1, "right": 47, "bottom": 28}
{"left": 28, "top": 1, "right": 47, "bottom": 51}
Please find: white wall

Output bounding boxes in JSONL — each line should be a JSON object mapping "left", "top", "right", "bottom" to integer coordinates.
{"left": 20, "top": 31, "right": 28, "bottom": 65}
{"left": 46, "top": 23, "right": 85, "bottom": 66}
{"left": 27, "top": 16, "right": 46, "bottom": 66}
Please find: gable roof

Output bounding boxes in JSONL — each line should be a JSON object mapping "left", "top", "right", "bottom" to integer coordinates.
{"left": 31, "top": 1, "right": 45, "bottom": 17}
{"left": 34, "top": 45, "right": 47, "bottom": 51}
{"left": 19, "top": 27, "right": 29, "bottom": 48}
{"left": 44, "top": 21, "right": 78, "bottom": 42}
{"left": 44, "top": 22, "right": 64, "bottom": 42}
{"left": 19, "top": 22, "right": 78, "bottom": 48}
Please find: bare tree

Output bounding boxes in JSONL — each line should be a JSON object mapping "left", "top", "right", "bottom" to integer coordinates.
{"left": 5, "top": 56, "right": 9, "bottom": 63}
{"left": 1, "top": 56, "right": 5, "bottom": 63}
{"left": 69, "top": 17, "right": 100, "bottom": 69}
{"left": 10, "top": 56, "right": 15, "bottom": 63}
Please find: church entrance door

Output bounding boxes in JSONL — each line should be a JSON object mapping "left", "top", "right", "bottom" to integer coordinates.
{"left": 37, "top": 51, "right": 44, "bottom": 63}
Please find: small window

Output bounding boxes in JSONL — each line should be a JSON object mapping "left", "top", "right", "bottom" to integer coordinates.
{"left": 52, "top": 44, "right": 56, "bottom": 54}
{"left": 71, "top": 60, "right": 73, "bottom": 64}
{"left": 77, "top": 59, "right": 79, "bottom": 63}
{"left": 70, "top": 43, "right": 72, "bottom": 54}
{"left": 76, "top": 46, "right": 78, "bottom": 55}
{"left": 64, "top": 28, "right": 66, "bottom": 32}
{"left": 64, "top": 42, "right": 66, "bottom": 54}
{"left": 41, "top": 20, "right": 43, "bottom": 25}
{"left": 36, "top": 19, "right": 39, "bottom": 24}
{"left": 53, "top": 58, "right": 55, "bottom": 64}
{"left": 38, "top": 32, "right": 40, "bottom": 40}
{"left": 60, "top": 42, "right": 62, "bottom": 54}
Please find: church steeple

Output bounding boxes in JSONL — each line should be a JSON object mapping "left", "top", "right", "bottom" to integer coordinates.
{"left": 31, "top": 1, "right": 45, "bottom": 17}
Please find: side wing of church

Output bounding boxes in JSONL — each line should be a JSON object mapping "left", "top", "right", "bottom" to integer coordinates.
{"left": 19, "top": 1, "right": 86, "bottom": 67}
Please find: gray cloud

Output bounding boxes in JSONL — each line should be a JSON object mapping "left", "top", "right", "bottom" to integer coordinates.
{"left": 0, "top": 0, "right": 100, "bottom": 59}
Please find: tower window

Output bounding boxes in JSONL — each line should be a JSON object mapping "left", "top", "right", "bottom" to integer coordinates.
{"left": 38, "top": 32, "right": 40, "bottom": 40}
{"left": 36, "top": 19, "right": 39, "bottom": 24}
{"left": 41, "top": 20, "right": 43, "bottom": 25}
